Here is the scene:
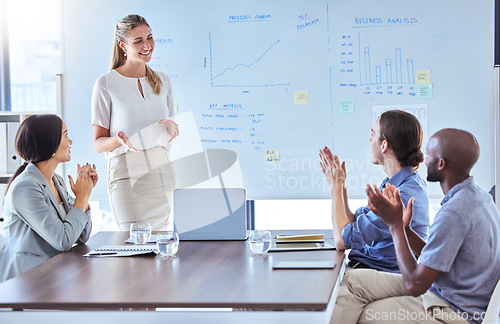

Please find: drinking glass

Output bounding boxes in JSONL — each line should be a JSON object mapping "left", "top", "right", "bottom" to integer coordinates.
{"left": 248, "top": 230, "right": 272, "bottom": 255}
{"left": 157, "top": 231, "right": 180, "bottom": 257}
{"left": 129, "top": 222, "right": 152, "bottom": 245}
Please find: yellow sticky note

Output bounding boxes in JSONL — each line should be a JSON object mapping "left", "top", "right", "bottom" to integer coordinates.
{"left": 416, "top": 70, "right": 431, "bottom": 84}
{"left": 173, "top": 99, "right": 178, "bottom": 113}
{"left": 265, "top": 149, "right": 280, "bottom": 163}
{"left": 294, "top": 91, "right": 308, "bottom": 105}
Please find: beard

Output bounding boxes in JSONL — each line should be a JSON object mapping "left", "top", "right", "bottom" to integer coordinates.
{"left": 426, "top": 164, "right": 440, "bottom": 182}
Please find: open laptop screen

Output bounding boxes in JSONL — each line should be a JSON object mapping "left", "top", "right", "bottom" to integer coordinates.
{"left": 173, "top": 188, "right": 247, "bottom": 240}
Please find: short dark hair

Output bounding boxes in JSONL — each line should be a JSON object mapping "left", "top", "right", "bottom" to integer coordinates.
{"left": 6, "top": 114, "right": 63, "bottom": 193}
{"left": 379, "top": 110, "right": 424, "bottom": 169}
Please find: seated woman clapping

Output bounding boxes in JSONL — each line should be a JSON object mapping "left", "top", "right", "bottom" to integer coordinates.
{"left": 0, "top": 114, "right": 97, "bottom": 282}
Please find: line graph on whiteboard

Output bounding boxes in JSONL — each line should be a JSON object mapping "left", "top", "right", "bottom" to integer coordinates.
{"left": 208, "top": 31, "right": 290, "bottom": 88}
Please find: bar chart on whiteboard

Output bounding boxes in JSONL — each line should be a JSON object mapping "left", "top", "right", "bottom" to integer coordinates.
{"left": 334, "top": 21, "right": 422, "bottom": 99}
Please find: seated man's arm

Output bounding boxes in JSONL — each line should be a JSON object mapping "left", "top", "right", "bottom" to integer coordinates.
{"left": 404, "top": 226, "right": 427, "bottom": 257}
{"left": 390, "top": 221, "right": 441, "bottom": 295}
{"left": 397, "top": 191, "right": 427, "bottom": 256}
{"left": 366, "top": 184, "right": 441, "bottom": 296}
{"left": 397, "top": 186, "right": 429, "bottom": 256}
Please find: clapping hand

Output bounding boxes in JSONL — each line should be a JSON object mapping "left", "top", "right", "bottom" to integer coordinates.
{"left": 381, "top": 184, "right": 414, "bottom": 228}
{"left": 158, "top": 119, "right": 180, "bottom": 142}
{"left": 366, "top": 183, "right": 413, "bottom": 228}
{"left": 78, "top": 163, "right": 98, "bottom": 188}
{"left": 319, "top": 146, "right": 346, "bottom": 191}
{"left": 68, "top": 163, "right": 94, "bottom": 201}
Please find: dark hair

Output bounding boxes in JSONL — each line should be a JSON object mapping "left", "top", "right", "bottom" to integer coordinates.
{"left": 379, "top": 110, "right": 424, "bottom": 169}
{"left": 5, "top": 114, "right": 63, "bottom": 193}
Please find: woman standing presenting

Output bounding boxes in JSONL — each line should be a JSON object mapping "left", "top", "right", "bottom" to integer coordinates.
{"left": 91, "top": 14, "right": 179, "bottom": 231}
{"left": 0, "top": 115, "right": 96, "bottom": 282}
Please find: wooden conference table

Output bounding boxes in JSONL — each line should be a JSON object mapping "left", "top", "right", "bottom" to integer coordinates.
{"left": 0, "top": 230, "right": 345, "bottom": 323}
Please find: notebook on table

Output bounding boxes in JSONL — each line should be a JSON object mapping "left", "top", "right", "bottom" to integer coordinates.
{"left": 173, "top": 188, "right": 248, "bottom": 240}
{"left": 83, "top": 245, "right": 158, "bottom": 257}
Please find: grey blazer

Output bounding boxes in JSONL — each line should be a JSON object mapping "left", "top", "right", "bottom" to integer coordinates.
{"left": 0, "top": 163, "right": 92, "bottom": 282}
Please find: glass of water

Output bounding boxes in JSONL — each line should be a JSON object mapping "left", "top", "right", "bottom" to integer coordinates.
{"left": 248, "top": 230, "right": 272, "bottom": 255}
{"left": 157, "top": 231, "right": 180, "bottom": 257}
{"left": 130, "top": 222, "right": 152, "bottom": 245}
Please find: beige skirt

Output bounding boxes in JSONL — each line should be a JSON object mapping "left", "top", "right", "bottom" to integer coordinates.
{"left": 107, "top": 146, "right": 176, "bottom": 231}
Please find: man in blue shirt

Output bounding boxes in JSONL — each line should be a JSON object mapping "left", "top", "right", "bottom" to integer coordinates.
{"left": 320, "top": 110, "right": 429, "bottom": 272}
{"left": 335, "top": 128, "right": 500, "bottom": 324}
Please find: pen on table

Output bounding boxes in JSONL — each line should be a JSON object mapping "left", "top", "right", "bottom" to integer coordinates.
{"left": 87, "top": 252, "right": 117, "bottom": 256}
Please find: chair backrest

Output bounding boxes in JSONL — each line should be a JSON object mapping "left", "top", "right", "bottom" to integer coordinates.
{"left": 482, "top": 279, "right": 500, "bottom": 324}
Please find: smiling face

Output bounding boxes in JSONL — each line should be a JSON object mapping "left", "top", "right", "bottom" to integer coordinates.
{"left": 53, "top": 122, "right": 72, "bottom": 163}
{"left": 119, "top": 24, "right": 154, "bottom": 64}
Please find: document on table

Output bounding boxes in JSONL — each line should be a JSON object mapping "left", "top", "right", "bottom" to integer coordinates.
{"left": 83, "top": 245, "right": 158, "bottom": 257}
{"left": 272, "top": 261, "right": 336, "bottom": 269}
{"left": 268, "top": 241, "right": 336, "bottom": 252}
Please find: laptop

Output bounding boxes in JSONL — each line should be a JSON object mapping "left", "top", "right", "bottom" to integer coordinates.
{"left": 173, "top": 188, "right": 248, "bottom": 240}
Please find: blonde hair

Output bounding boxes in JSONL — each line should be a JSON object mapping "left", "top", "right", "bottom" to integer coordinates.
{"left": 110, "top": 14, "right": 163, "bottom": 95}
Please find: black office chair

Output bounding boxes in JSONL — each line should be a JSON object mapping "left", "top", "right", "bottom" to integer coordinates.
{"left": 490, "top": 185, "right": 496, "bottom": 203}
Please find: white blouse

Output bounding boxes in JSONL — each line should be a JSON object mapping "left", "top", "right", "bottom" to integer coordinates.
{"left": 91, "top": 69, "right": 174, "bottom": 158}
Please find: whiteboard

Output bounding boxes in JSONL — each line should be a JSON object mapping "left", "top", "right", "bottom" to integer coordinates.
{"left": 61, "top": 0, "right": 495, "bottom": 199}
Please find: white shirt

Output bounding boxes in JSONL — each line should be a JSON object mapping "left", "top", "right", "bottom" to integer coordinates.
{"left": 91, "top": 69, "right": 174, "bottom": 158}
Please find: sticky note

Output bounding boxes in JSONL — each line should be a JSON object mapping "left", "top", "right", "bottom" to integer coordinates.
{"left": 417, "top": 84, "right": 432, "bottom": 99}
{"left": 173, "top": 99, "right": 178, "bottom": 113}
{"left": 294, "top": 91, "right": 308, "bottom": 105}
{"left": 416, "top": 70, "right": 431, "bottom": 84}
{"left": 265, "top": 149, "right": 280, "bottom": 163}
{"left": 340, "top": 99, "right": 354, "bottom": 113}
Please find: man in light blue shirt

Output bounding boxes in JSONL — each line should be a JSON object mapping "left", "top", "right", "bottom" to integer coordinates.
{"left": 336, "top": 128, "right": 500, "bottom": 324}
{"left": 320, "top": 109, "right": 429, "bottom": 272}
